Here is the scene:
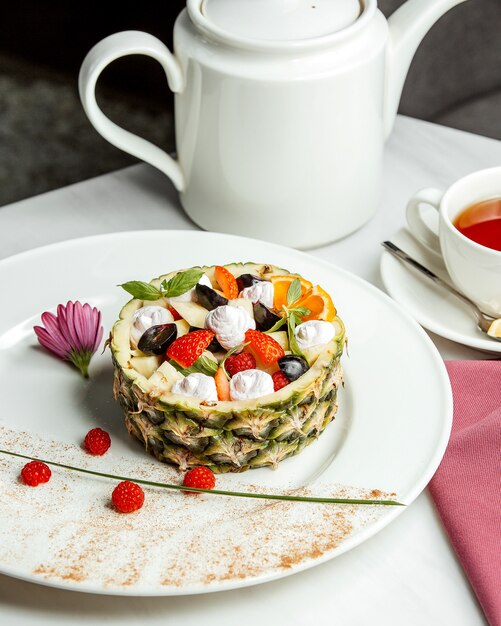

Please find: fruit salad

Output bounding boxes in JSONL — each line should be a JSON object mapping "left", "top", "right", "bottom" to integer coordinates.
{"left": 111, "top": 263, "right": 345, "bottom": 472}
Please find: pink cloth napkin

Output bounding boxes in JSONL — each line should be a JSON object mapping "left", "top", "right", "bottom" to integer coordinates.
{"left": 429, "top": 360, "right": 501, "bottom": 626}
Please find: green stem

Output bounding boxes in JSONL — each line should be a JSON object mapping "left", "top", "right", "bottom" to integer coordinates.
{"left": 0, "top": 448, "right": 403, "bottom": 506}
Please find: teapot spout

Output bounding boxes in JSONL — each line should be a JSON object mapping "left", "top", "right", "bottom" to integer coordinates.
{"left": 384, "top": 0, "right": 468, "bottom": 138}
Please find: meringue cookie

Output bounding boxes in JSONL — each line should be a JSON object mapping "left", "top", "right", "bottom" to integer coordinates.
{"left": 171, "top": 373, "right": 218, "bottom": 402}
{"left": 294, "top": 320, "right": 336, "bottom": 350}
{"left": 240, "top": 281, "right": 274, "bottom": 309}
{"left": 205, "top": 305, "right": 256, "bottom": 350}
{"left": 131, "top": 306, "right": 174, "bottom": 349}
{"left": 230, "top": 369, "right": 274, "bottom": 401}
{"left": 169, "top": 274, "right": 213, "bottom": 303}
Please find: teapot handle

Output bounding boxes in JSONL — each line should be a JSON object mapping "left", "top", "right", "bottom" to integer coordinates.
{"left": 79, "top": 31, "right": 185, "bottom": 191}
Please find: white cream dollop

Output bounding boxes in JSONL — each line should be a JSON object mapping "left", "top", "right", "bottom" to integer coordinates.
{"left": 294, "top": 320, "right": 336, "bottom": 350}
{"left": 205, "top": 305, "right": 256, "bottom": 350}
{"left": 130, "top": 305, "right": 174, "bottom": 349}
{"left": 169, "top": 274, "right": 213, "bottom": 303}
{"left": 240, "top": 281, "right": 274, "bottom": 309}
{"left": 229, "top": 369, "right": 274, "bottom": 401}
{"left": 171, "top": 373, "right": 218, "bottom": 402}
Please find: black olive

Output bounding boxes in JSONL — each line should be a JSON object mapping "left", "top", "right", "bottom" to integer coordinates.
{"left": 195, "top": 284, "right": 228, "bottom": 310}
{"left": 236, "top": 273, "right": 266, "bottom": 292}
{"left": 138, "top": 323, "right": 177, "bottom": 355}
{"left": 278, "top": 355, "right": 309, "bottom": 382}
{"left": 253, "top": 302, "right": 281, "bottom": 332}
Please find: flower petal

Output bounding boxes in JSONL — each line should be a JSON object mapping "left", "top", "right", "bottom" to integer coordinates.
{"left": 34, "top": 326, "right": 69, "bottom": 359}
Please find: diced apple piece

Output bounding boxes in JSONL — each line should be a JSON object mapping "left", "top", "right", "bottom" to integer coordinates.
{"left": 174, "top": 318, "right": 190, "bottom": 337}
{"left": 229, "top": 298, "right": 254, "bottom": 320}
{"left": 268, "top": 331, "right": 289, "bottom": 351}
{"left": 170, "top": 301, "right": 208, "bottom": 329}
{"left": 147, "top": 361, "right": 184, "bottom": 395}
{"left": 302, "top": 345, "right": 323, "bottom": 366}
{"left": 130, "top": 355, "right": 162, "bottom": 378}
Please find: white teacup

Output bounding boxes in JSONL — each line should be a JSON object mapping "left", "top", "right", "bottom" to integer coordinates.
{"left": 406, "top": 167, "right": 501, "bottom": 317}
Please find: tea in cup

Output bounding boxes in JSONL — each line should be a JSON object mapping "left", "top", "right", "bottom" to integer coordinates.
{"left": 406, "top": 167, "right": 501, "bottom": 317}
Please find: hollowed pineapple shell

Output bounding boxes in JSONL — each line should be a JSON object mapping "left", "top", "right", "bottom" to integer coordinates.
{"left": 111, "top": 263, "right": 345, "bottom": 473}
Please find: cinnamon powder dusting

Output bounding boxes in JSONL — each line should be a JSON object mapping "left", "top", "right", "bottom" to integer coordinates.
{"left": 0, "top": 426, "right": 397, "bottom": 593}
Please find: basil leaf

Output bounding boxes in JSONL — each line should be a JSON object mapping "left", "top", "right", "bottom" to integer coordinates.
{"left": 264, "top": 316, "right": 287, "bottom": 334}
{"left": 161, "top": 269, "right": 204, "bottom": 298}
{"left": 119, "top": 281, "right": 163, "bottom": 301}
{"left": 286, "top": 278, "right": 302, "bottom": 306}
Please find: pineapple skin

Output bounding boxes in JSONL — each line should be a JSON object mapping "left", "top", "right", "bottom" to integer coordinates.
{"left": 111, "top": 263, "right": 345, "bottom": 473}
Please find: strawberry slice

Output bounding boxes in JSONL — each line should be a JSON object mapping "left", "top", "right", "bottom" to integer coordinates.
{"left": 214, "top": 367, "right": 231, "bottom": 401}
{"left": 215, "top": 266, "right": 239, "bottom": 300}
{"left": 167, "top": 330, "right": 215, "bottom": 368}
{"left": 244, "top": 329, "right": 285, "bottom": 367}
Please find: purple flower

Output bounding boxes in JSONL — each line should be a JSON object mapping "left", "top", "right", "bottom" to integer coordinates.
{"left": 34, "top": 301, "right": 103, "bottom": 378}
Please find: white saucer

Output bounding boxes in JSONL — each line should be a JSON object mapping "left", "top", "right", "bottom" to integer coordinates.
{"left": 380, "top": 228, "right": 501, "bottom": 354}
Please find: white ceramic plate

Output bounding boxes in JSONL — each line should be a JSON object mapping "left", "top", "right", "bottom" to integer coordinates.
{"left": 0, "top": 230, "right": 452, "bottom": 596}
{"left": 380, "top": 228, "right": 501, "bottom": 354}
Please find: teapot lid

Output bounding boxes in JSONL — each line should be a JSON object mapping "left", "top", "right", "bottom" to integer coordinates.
{"left": 199, "top": 0, "right": 362, "bottom": 42}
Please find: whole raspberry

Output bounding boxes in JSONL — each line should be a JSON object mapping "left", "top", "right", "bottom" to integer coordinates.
{"left": 225, "top": 353, "right": 256, "bottom": 377}
{"left": 20, "top": 461, "right": 52, "bottom": 486}
{"left": 272, "top": 371, "right": 290, "bottom": 391}
{"left": 112, "top": 481, "right": 145, "bottom": 513}
{"left": 84, "top": 428, "right": 111, "bottom": 455}
{"left": 182, "top": 466, "right": 216, "bottom": 493}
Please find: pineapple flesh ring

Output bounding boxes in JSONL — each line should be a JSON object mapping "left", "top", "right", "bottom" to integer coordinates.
{"left": 111, "top": 263, "right": 345, "bottom": 473}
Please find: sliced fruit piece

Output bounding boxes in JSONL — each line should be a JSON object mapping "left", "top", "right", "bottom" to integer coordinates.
{"left": 270, "top": 275, "right": 313, "bottom": 311}
{"left": 268, "top": 331, "right": 289, "bottom": 351}
{"left": 253, "top": 302, "right": 281, "bottom": 331}
{"left": 195, "top": 284, "right": 228, "bottom": 310}
{"left": 130, "top": 355, "right": 162, "bottom": 378}
{"left": 215, "top": 266, "right": 239, "bottom": 299}
{"left": 244, "top": 329, "right": 285, "bottom": 367}
{"left": 236, "top": 273, "right": 265, "bottom": 292}
{"left": 214, "top": 367, "right": 231, "bottom": 401}
{"left": 147, "top": 361, "right": 184, "bottom": 393}
{"left": 170, "top": 301, "right": 208, "bottom": 329}
{"left": 174, "top": 318, "right": 190, "bottom": 337}
{"left": 278, "top": 355, "right": 309, "bottom": 381}
{"left": 229, "top": 298, "right": 254, "bottom": 320}
{"left": 137, "top": 323, "right": 177, "bottom": 355}
{"left": 295, "top": 285, "right": 336, "bottom": 322}
{"left": 167, "top": 330, "right": 215, "bottom": 368}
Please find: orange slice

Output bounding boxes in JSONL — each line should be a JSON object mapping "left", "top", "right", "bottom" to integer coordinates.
{"left": 295, "top": 285, "right": 336, "bottom": 322}
{"left": 270, "top": 275, "right": 313, "bottom": 311}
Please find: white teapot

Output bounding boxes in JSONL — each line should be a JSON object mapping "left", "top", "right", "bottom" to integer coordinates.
{"left": 79, "top": 0, "right": 467, "bottom": 248}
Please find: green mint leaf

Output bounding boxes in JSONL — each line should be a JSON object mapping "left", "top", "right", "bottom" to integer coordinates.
{"left": 169, "top": 355, "right": 218, "bottom": 377}
{"left": 286, "top": 278, "right": 302, "bottom": 306}
{"left": 195, "top": 355, "right": 219, "bottom": 376}
{"left": 264, "top": 316, "right": 287, "bottom": 334}
{"left": 161, "top": 269, "right": 204, "bottom": 298}
{"left": 119, "top": 281, "right": 163, "bottom": 301}
{"left": 290, "top": 306, "right": 311, "bottom": 317}
{"left": 287, "top": 312, "right": 306, "bottom": 358}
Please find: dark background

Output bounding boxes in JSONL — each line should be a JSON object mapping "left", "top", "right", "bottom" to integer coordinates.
{"left": 1, "top": 0, "right": 500, "bottom": 206}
